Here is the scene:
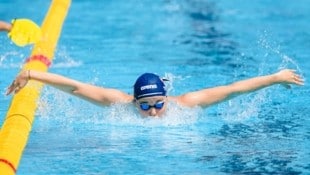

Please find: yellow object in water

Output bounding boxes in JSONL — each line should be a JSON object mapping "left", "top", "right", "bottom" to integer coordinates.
{"left": 7, "top": 18, "right": 42, "bottom": 47}
{"left": 0, "top": 0, "right": 71, "bottom": 174}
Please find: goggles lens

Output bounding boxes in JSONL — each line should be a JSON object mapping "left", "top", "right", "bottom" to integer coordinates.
{"left": 139, "top": 101, "right": 165, "bottom": 111}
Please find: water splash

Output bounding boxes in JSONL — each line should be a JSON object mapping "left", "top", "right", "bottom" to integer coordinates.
{"left": 163, "top": 72, "right": 191, "bottom": 95}
{"left": 218, "top": 31, "right": 304, "bottom": 123}
{"left": 36, "top": 86, "right": 201, "bottom": 128}
{"left": 0, "top": 51, "right": 25, "bottom": 68}
{"left": 52, "top": 47, "right": 82, "bottom": 68}
{"left": 218, "top": 90, "right": 269, "bottom": 123}
{"left": 258, "top": 31, "right": 303, "bottom": 75}
{"left": 93, "top": 101, "right": 200, "bottom": 127}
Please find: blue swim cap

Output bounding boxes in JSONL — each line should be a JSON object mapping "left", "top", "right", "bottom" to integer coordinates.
{"left": 134, "top": 73, "right": 166, "bottom": 100}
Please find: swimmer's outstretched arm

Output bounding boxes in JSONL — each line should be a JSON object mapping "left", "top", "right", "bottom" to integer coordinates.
{"left": 6, "top": 70, "right": 133, "bottom": 106}
{"left": 176, "top": 69, "right": 304, "bottom": 107}
{"left": 0, "top": 21, "right": 12, "bottom": 32}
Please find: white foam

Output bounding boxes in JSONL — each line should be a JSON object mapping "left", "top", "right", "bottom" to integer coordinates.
{"left": 98, "top": 101, "right": 201, "bottom": 127}
{"left": 36, "top": 87, "right": 201, "bottom": 128}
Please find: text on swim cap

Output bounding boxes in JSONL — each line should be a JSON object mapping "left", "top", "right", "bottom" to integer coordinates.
{"left": 140, "top": 84, "right": 157, "bottom": 91}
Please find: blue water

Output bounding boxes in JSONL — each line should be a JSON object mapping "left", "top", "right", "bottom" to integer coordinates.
{"left": 1, "top": 0, "right": 310, "bottom": 174}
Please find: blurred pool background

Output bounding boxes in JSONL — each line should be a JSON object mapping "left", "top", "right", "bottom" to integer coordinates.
{"left": 1, "top": 0, "right": 309, "bottom": 174}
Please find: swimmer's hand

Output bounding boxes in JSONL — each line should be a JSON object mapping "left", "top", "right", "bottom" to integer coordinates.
{"left": 274, "top": 69, "right": 304, "bottom": 89}
{"left": 6, "top": 70, "right": 30, "bottom": 95}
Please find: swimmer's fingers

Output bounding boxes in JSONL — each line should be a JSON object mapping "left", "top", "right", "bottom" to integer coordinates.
{"left": 6, "top": 71, "right": 30, "bottom": 95}
{"left": 6, "top": 80, "right": 19, "bottom": 95}
{"left": 292, "top": 74, "right": 305, "bottom": 86}
{"left": 6, "top": 81, "right": 26, "bottom": 95}
{"left": 276, "top": 69, "right": 305, "bottom": 86}
{"left": 288, "top": 70, "right": 304, "bottom": 86}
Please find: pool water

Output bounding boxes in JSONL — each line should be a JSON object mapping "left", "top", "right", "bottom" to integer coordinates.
{"left": 1, "top": 0, "right": 310, "bottom": 174}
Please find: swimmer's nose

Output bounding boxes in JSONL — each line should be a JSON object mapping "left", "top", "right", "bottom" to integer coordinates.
{"left": 148, "top": 108, "right": 157, "bottom": 116}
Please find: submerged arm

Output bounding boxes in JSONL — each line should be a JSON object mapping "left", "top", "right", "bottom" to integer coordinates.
{"left": 6, "top": 70, "right": 133, "bottom": 106}
{"left": 177, "top": 69, "right": 304, "bottom": 107}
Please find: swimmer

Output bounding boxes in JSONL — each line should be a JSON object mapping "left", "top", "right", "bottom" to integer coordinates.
{"left": 6, "top": 69, "right": 304, "bottom": 117}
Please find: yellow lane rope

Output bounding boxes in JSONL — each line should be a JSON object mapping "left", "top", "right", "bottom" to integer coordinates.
{"left": 0, "top": 0, "right": 71, "bottom": 174}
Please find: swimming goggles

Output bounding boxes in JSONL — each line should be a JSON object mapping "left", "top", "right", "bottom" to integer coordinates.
{"left": 139, "top": 101, "right": 165, "bottom": 111}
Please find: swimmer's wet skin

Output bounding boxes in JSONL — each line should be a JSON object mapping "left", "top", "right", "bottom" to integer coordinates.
{"left": 6, "top": 69, "right": 304, "bottom": 118}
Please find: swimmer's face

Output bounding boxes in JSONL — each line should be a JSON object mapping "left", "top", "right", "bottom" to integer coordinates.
{"left": 135, "top": 96, "right": 167, "bottom": 117}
